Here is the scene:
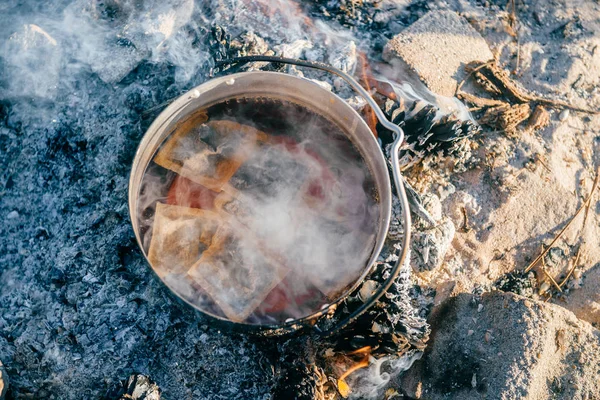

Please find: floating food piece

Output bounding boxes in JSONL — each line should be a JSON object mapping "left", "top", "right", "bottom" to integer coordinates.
{"left": 187, "top": 223, "right": 289, "bottom": 322}
{"left": 257, "top": 273, "right": 326, "bottom": 317}
{"left": 154, "top": 119, "right": 269, "bottom": 191}
{"left": 166, "top": 175, "right": 219, "bottom": 209}
{"left": 213, "top": 189, "right": 254, "bottom": 226}
{"left": 147, "top": 203, "right": 221, "bottom": 278}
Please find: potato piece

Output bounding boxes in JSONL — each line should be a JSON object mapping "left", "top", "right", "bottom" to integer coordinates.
{"left": 154, "top": 119, "right": 268, "bottom": 191}
{"left": 187, "top": 223, "right": 289, "bottom": 322}
{"left": 147, "top": 203, "right": 221, "bottom": 278}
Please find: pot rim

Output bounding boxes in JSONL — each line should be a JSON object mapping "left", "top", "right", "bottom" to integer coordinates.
{"left": 128, "top": 71, "right": 392, "bottom": 333}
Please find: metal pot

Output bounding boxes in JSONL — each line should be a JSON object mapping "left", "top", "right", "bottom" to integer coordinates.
{"left": 128, "top": 57, "right": 411, "bottom": 336}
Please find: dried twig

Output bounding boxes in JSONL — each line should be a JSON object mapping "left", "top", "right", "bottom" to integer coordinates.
{"left": 461, "top": 206, "right": 471, "bottom": 233}
{"left": 525, "top": 166, "right": 600, "bottom": 273}
{"left": 559, "top": 245, "right": 582, "bottom": 288}
{"left": 357, "top": 52, "right": 379, "bottom": 138}
{"left": 507, "top": 0, "right": 521, "bottom": 74}
{"left": 581, "top": 171, "right": 598, "bottom": 230}
{"left": 534, "top": 154, "right": 552, "bottom": 173}
{"left": 458, "top": 60, "right": 600, "bottom": 115}
{"left": 456, "top": 60, "right": 495, "bottom": 95}
{"left": 514, "top": 35, "right": 521, "bottom": 76}
{"left": 541, "top": 255, "right": 562, "bottom": 292}
{"left": 458, "top": 92, "right": 508, "bottom": 108}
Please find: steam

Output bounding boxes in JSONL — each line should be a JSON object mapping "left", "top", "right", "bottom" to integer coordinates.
{"left": 346, "top": 352, "right": 423, "bottom": 399}
{"left": 1, "top": 0, "right": 208, "bottom": 101}
{"left": 139, "top": 100, "right": 380, "bottom": 323}
{"left": 229, "top": 131, "right": 378, "bottom": 297}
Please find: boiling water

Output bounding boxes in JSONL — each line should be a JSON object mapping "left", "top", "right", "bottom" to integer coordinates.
{"left": 136, "top": 97, "right": 380, "bottom": 324}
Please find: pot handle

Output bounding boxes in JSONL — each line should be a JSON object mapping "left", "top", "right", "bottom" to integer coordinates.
{"left": 216, "top": 56, "right": 412, "bottom": 335}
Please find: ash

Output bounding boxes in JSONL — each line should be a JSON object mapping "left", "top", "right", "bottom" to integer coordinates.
{"left": 0, "top": 0, "right": 472, "bottom": 398}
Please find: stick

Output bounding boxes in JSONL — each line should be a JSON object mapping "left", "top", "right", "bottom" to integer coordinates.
{"left": 514, "top": 34, "right": 521, "bottom": 75}
{"left": 456, "top": 60, "right": 496, "bottom": 95}
{"left": 509, "top": 0, "right": 521, "bottom": 75}
{"left": 525, "top": 167, "right": 600, "bottom": 272}
{"left": 559, "top": 245, "right": 582, "bottom": 288}
{"left": 541, "top": 256, "right": 562, "bottom": 292}
{"left": 581, "top": 168, "right": 599, "bottom": 230}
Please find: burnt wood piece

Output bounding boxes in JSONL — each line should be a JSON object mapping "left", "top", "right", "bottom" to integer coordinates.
{"left": 271, "top": 339, "right": 329, "bottom": 400}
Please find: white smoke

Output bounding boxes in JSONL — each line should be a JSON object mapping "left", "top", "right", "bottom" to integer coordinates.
{"left": 346, "top": 351, "right": 423, "bottom": 399}
{"left": 1, "top": 0, "right": 208, "bottom": 101}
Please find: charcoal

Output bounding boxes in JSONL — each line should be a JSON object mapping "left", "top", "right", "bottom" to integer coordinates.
{"left": 495, "top": 271, "right": 538, "bottom": 298}
{"left": 323, "top": 257, "right": 430, "bottom": 358}
{"left": 306, "top": 0, "right": 419, "bottom": 33}
{"left": 271, "top": 339, "right": 327, "bottom": 400}
{"left": 209, "top": 26, "right": 283, "bottom": 75}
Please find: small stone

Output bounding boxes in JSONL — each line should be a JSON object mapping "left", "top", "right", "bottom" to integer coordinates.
{"left": 471, "top": 373, "right": 477, "bottom": 388}
{"left": 7, "top": 211, "right": 19, "bottom": 220}
{"left": 559, "top": 109, "right": 570, "bottom": 121}
{"left": 120, "top": 374, "right": 161, "bottom": 400}
{"left": 467, "top": 329, "right": 474, "bottom": 336}
{"left": 539, "top": 281, "right": 551, "bottom": 295}
{"left": 383, "top": 11, "right": 494, "bottom": 97}
{"left": 478, "top": 304, "right": 484, "bottom": 313}
{"left": 484, "top": 331, "right": 492, "bottom": 343}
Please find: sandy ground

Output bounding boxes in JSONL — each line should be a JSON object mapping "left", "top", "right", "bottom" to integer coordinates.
{"left": 402, "top": 291, "right": 600, "bottom": 399}
{"left": 407, "top": 0, "right": 600, "bottom": 328}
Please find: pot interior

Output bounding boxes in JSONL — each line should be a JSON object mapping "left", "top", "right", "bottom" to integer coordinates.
{"left": 129, "top": 72, "right": 391, "bottom": 328}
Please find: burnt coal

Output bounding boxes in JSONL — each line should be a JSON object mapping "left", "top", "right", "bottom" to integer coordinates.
{"left": 325, "top": 260, "right": 430, "bottom": 358}
{"left": 495, "top": 270, "right": 538, "bottom": 298}
{"left": 271, "top": 339, "right": 328, "bottom": 400}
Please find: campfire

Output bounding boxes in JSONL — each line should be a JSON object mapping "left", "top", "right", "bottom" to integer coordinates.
{"left": 6, "top": 0, "right": 558, "bottom": 399}
{"left": 122, "top": 4, "right": 482, "bottom": 395}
